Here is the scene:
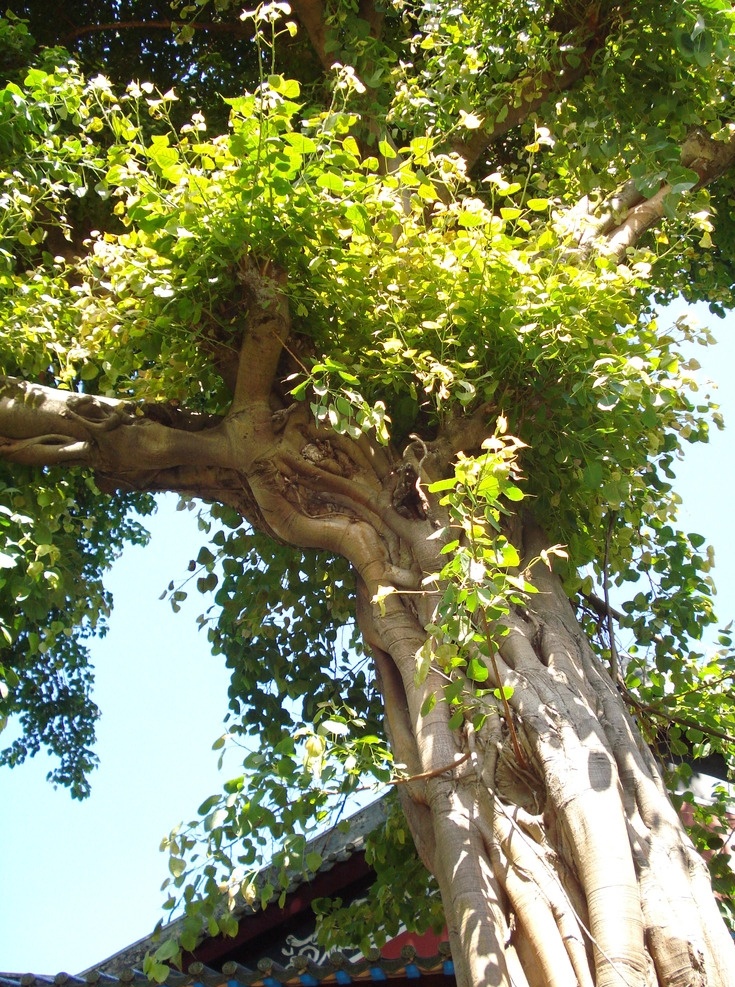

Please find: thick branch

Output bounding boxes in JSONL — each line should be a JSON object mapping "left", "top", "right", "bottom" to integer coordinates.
{"left": 432, "top": 401, "right": 497, "bottom": 466}
{"left": 0, "top": 377, "right": 231, "bottom": 475}
{"left": 601, "top": 130, "right": 735, "bottom": 259}
{"left": 290, "top": 0, "right": 332, "bottom": 71}
{"left": 290, "top": 0, "right": 383, "bottom": 72}
{"left": 453, "top": 54, "right": 593, "bottom": 173}
{"left": 605, "top": 185, "right": 674, "bottom": 260}
{"left": 231, "top": 260, "right": 290, "bottom": 414}
{"left": 357, "top": 0, "right": 384, "bottom": 40}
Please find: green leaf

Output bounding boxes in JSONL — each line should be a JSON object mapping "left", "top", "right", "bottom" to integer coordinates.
{"left": 197, "top": 572, "right": 218, "bottom": 593}
{"left": 428, "top": 477, "right": 458, "bottom": 492}
{"left": 467, "top": 658, "right": 489, "bottom": 682}
{"left": 445, "top": 678, "right": 465, "bottom": 703}
{"left": 344, "top": 203, "right": 371, "bottom": 235}
{"left": 280, "top": 79, "right": 301, "bottom": 99}
{"left": 306, "top": 851, "right": 322, "bottom": 871}
{"left": 316, "top": 172, "right": 345, "bottom": 193}
{"left": 285, "top": 133, "right": 316, "bottom": 154}
{"left": 169, "top": 857, "right": 186, "bottom": 878}
{"left": 196, "top": 546, "right": 216, "bottom": 566}
{"left": 414, "top": 639, "right": 433, "bottom": 686}
{"left": 148, "top": 963, "right": 171, "bottom": 984}
{"left": 3, "top": 0, "right": 735, "bottom": 943}
{"left": 198, "top": 794, "right": 220, "bottom": 814}
{"left": 154, "top": 939, "right": 181, "bottom": 962}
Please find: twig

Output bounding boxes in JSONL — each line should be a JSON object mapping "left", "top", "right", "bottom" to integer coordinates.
{"left": 603, "top": 510, "right": 619, "bottom": 681}
{"left": 621, "top": 686, "right": 735, "bottom": 746}
{"left": 59, "top": 19, "right": 253, "bottom": 44}
{"left": 388, "top": 750, "right": 471, "bottom": 785}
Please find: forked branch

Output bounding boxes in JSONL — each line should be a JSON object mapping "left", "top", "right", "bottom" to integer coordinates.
{"left": 0, "top": 377, "right": 231, "bottom": 475}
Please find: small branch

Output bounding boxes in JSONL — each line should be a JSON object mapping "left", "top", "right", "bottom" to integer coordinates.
{"left": 59, "top": 19, "right": 253, "bottom": 45}
{"left": 603, "top": 510, "right": 619, "bottom": 681}
{"left": 652, "top": 670, "right": 735, "bottom": 706}
{"left": 621, "top": 685, "right": 735, "bottom": 746}
{"left": 388, "top": 749, "right": 471, "bottom": 785}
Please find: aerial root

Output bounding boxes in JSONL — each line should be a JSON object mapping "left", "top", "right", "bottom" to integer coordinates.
{"left": 479, "top": 801, "right": 594, "bottom": 987}
{"left": 579, "top": 644, "right": 734, "bottom": 985}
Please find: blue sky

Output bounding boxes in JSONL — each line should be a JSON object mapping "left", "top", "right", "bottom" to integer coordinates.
{"left": 0, "top": 501, "right": 234, "bottom": 973}
{"left": 0, "top": 303, "right": 733, "bottom": 975}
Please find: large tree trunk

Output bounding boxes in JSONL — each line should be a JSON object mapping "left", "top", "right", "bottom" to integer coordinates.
{"left": 398, "top": 542, "right": 735, "bottom": 986}
{"left": 355, "top": 507, "right": 735, "bottom": 987}
{"left": 1, "top": 274, "right": 734, "bottom": 987}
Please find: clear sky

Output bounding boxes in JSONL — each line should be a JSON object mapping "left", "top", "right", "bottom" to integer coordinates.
{"left": 0, "top": 500, "right": 234, "bottom": 973}
{"left": 0, "top": 303, "right": 733, "bottom": 975}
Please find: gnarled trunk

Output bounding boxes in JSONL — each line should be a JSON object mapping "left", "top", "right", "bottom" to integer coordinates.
{"left": 354, "top": 511, "right": 735, "bottom": 987}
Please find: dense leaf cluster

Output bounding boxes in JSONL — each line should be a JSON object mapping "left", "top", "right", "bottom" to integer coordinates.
{"left": 0, "top": 465, "right": 153, "bottom": 796}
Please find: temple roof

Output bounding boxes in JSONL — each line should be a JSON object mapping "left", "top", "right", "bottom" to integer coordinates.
{"left": 1, "top": 798, "right": 455, "bottom": 985}
{"left": 1, "top": 944, "right": 456, "bottom": 986}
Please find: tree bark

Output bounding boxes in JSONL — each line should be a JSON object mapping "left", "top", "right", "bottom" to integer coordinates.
{"left": 356, "top": 511, "right": 735, "bottom": 987}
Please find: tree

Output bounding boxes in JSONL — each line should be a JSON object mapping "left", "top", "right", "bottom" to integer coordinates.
{"left": 1, "top": 2, "right": 735, "bottom": 984}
